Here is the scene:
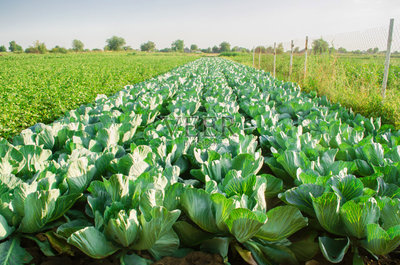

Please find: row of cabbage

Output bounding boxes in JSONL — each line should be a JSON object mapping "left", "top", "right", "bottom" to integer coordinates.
{"left": 0, "top": 57, "right": 399, "bottom": 265}
{"left": 223, "top": 62, "right": 400, "bottom": 264}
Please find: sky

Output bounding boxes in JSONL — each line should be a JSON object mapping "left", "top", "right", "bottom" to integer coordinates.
{"left": 0, "top": 0, "right": 399, "bottom": 50}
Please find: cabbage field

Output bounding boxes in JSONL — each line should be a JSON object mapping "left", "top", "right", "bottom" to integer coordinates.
{"left": 1, "top": 57, "right": 400, "bottom": 265}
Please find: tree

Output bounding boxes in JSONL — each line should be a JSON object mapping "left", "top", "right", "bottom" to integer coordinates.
{"left": 231, "top": 46, "right": 240, "bottom": 52}
{"left": 294, "top": 47, "right": 300, "bottom": 53}
{"left": 160, "top": 48, "right": 172, "bottom": 52}
{"left": 25, "top": 41, "right": 47, "bottom": 54}
{"left": 232, "top": 46, "right": 248, "bottom": 52}
{"left": 37, "top": 42, "right": 47, "bottom": 53}
{"left": 171, "top": 40, "right": 184, "bottom": 52}
{"left": 312, "top": 38, "right": 329, "bottom": 54}
{"left": 140, "top": 41, "right": 156, "bottom": 52}
{"left": 201, "top": 47, "right": 212, "bottom": 53}
{"left": 123, "top": 46, "right": 133, "bottom": 51}
{"left": 50, "top": 46, "right": 68, "bottom": 54}
{"left": 105, "top": 36, "right": 126, "bottom": 51}
{"left": 276, "top": 43, "right": 284, "bottom": 54}
{"left": 265, "top": 46, "right": 274, "bottom": 53}
{"left": 255, "top": 46, "right": 266, "bottom": 53}
{"left": 190, "top": 44, "right": 198, "bottom": 51}
{"left": 219, "top": 42, "right": 231, "bottom": 53}
{"left": 338, "top": 47, "right": 347, "bottom": 53}
{"left": 0, "top": 46, "right": 6, "bottom": 52}
{"left": 212, "top": 46, "right": 219, "bottom": 53}
{"left": 9, "top": 41, "right": 23, "bottom": 52}
{"left": 367, "top": 47, "right": 379, "bottom": 54}
{"left": 72, "top": 39, "right": 84, "bottom": 51}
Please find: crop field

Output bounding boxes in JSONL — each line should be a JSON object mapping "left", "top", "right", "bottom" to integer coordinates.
{"left": 225, "top": 53, "right": 400, "bottom": 129}
{"left": 0, "top": 52, "right": 199, "bottom": 139}
{"left": 1, "top": 57, "right": 400, "bottom": 265}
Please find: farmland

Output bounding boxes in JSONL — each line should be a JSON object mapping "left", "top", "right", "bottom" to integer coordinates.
{"left": 1, "top": 57, "right": 400, "bottom": 265}
{"left": 225, "top": 53, "right": 400, "bottom": 128}
{"left": 0, "top": 52, "right": 199, "bottom": 139}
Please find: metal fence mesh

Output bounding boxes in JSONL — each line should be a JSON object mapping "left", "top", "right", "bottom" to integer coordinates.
{"left": 264, "top": 22, "right": 400, "bottom": 54}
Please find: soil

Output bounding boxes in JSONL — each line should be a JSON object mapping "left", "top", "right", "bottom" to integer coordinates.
{"left": 25, "top": 237, "right": 225, "bottom": 265}
{"left": 304, "top": 251, "right": 400, "bottom": 265}
{"left": 24, "top": 239, "right": 120, "bottom": 265}
{"left": 363, "top": 254, "right": 400, "bottom": 265}
{"left": 154, "top": 251, "right": 224, "bottom": 265}
{"left": 23, "top": 237, "right": 400, "bottom": 265}
{"left": 27, "top": 249, "right": 225, "bottom": 265}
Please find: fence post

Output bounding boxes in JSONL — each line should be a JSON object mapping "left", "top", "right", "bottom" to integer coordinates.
{"left": 252, "top": 47, "right": 255, "bottom": 67}
{"left": 273, "top": 42, "right": 276, "bottom": 78}
{"left": 258, "top": 47, "right": 261, "bottom": 69}
{"left": 382, "top": 18, "right": 394, "bottom": 99}
{"left": 304, "top": 36, "right": 308, "bottom": 81}
{"left": 289, "top": 40, "right": 294, "bottom": 81}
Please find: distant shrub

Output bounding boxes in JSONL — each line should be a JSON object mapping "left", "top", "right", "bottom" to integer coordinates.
{"left": 50, "top": 46, "right": 68, "bottom": 54}
{"left": 25, "top": 41, "right": 47, "bottom": 54}
{"left": 219, "top": 52, "right": 241, "bottom": 57}
{"left": 25, "top": 47, "right": 38, "bottom": 53}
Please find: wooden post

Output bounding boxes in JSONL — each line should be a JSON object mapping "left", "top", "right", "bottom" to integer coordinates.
{"left": 289, "top": 40, "right": 294, "bottom": 81}
{"left": 252, "top": 47, "right": 255, "bottom": 67}
{"left": 382, "top": 18, "right": 394, "bottom": 99}
{"left": 273, "top": 42, "right": 276, "bottom": 78}
{"left": 304, "top": 36, "right": 308, "bottom": 81}
{"left": 258, "top": 47, "right": 261, "bottom": 68}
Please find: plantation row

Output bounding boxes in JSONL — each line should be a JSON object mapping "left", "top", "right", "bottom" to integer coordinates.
{"left": 1, "top": 57, "right": 400, "bottom": 265}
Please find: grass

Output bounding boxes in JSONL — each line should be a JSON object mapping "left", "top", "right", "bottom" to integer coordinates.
{"left": 225, "top": 53, "right": 400, "bottom": 129}
{"left": 0, "top": 52, "right": 199, "bottom": 139}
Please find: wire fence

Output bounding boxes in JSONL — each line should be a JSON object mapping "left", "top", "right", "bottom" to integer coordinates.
{"left": 278, "top": 23, "right": 400, "bottom": 54}
{"left": 252, "top": 19, "right": 400, "bottom": 99}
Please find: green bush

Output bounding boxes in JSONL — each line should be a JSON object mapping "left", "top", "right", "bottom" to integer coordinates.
{"left": 50, "top": 46, "right": 68, "bottom": 54}
{"left": 219, "top": 52, "right": 241, "bottom": 57}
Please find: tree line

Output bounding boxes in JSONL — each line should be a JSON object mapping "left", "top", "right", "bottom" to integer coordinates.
{"left": 0, "top": 37, "right": 243, "bottom": 54}
{"left": 0, "top": 37, "right": 125, "bottom": 54}
{"left": 0, "top": 37, "right": 391, "bottom": 55}
{"left": 253, "top": 39, "right": 388, "bottom": 55}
